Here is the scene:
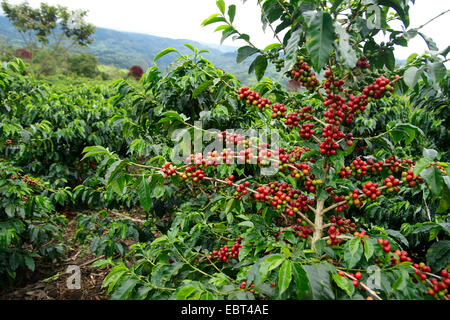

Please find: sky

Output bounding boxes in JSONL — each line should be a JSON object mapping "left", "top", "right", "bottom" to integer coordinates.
{"left": 2, "top": 0, "right": 449, "bottom": 60}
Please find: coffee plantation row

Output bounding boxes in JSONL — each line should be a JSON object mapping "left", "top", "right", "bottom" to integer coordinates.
{"left": 1, "top": 0, "right": 449, "bottom": 300}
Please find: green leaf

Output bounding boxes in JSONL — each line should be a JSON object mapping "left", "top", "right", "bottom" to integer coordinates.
{"left": 192, "top": 80, "right": 214, "bottom": 98}
{"left": 201, "top": 14, "right": 227, "bottom": 26}
{"left": 249, "top": 55, "right": 268, "bottom": 81}
{"left": 81, "top": 146, "right": 110, "bottom": 161}
{"left": 364, "top": 239, "right": 374, "bottom": 261}
{"left": 437, "top": 176, "right": 450, "bottom": 213}
{"left": 334, "top": 24, "right": 358, "bottom": 68}
{"left": 392, "top": 268, "right": 409, "bottom": 291}
{"left": 260, "top": 254, "right": 285, "bottom": 280}
{"left": 152, "top": 185, "right": 165, "bottom": 199}
{"left": 386, "top": 229, "right": 409, "bottom": 248}
{"left": 306, "top": 11, "right": 335, "bottom": 71}
{"left": 427, "top": 62, "right": 447, "bottom": 83}
{"left": 153, "top": 48, "right": 180, "bottom": 63}
{"left": 403, "top": 66, "right": 424, "bottom": 89}
{"left": 330, "top": 0, "right": 345, "bottom": 13}
{"left": 418, "top": 32, "right": 438, "bottom": 51}
{"left": 216, "top": 0, "right": 225, "bottom": 14}
{"left": 110, "top": 278, "right": 138, "bottom": 300}
{"left": 426, "top": 240, "right": 450, "bottom": 271}
{"left": 344, "top": 237, "right": 363, "bottom": 269}
{"left": 283, "top": 27, "right": 302, "bottom": 71}
{"left": 332, "top": 273, "right": 354, "bottom": 298}
{"left": 303, "top": 264, "right": 335, "bottom": 300}
{"left": 24, "top": 256, "right": 35, "bottom": 272}
{"left": 228, "top": 4, "right": 236, "bottom": 23}
{"left": 236, "top": 46, "right": 260, "bottom": 64}
{"left": 263, "top": 43, "right": 281, "bottom": 52}
{"left": 413, "top": 157, "right": 433, "bottom": 177}
{"left": 238, "top": 246, "right": 252, "bottom": 261}
{"left": 138, "top": 177, "right": 152, "bottom": 213}
{"left": 176, "top": 285, "right": 199, "bottom": 300}
{"left": 292, "top": 264, "right": 310, "bottom": 299}
{"left": 278, "top": 260, "right": 292, "bottom": 296}
{"left": 378, "top": 0, "right": 410, "bottom": 27}
{"left": 420, "top": 166, "right": 443, "bottom": 196}
{"left": 157, "top": 110, "right": 183, "bottom": 124}
{"left": 423, "top": 148, "right": 438, "bottom": 160}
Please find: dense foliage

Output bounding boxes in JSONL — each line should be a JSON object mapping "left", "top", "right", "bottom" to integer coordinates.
{"left": 0, "top": 0, "right": 449, "bottom": 301}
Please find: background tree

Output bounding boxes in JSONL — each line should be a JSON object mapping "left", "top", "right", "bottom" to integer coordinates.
{"left": 1, "top": 0, "right": 96, "bottom": 53}
{"left": 128, "top": 65, "right": 144, "bottom": 81}
{"left": 67, "top": 52, "right": 99, "bottom": 78}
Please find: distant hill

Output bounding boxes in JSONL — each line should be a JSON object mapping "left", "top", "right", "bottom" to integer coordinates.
{"left": 0, "top": 16, "right": 282, "bottom": 85}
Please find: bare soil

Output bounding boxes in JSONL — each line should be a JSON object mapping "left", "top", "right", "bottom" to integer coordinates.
{"left": 0, "top": 212, "right": 111, "bottom": 300}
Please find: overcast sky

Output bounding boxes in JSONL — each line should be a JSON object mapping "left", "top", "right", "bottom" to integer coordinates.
{"left": 2, "top": 0, "right": 449, "bottom": 60}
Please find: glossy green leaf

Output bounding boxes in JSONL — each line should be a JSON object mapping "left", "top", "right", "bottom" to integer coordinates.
{"left": 306, "top": 11, "right": 335, "bottom": 71}
{"left": 278, "top": 260, "right": 292, "bottom": 296}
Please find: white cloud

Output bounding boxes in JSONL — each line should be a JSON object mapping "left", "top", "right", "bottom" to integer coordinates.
{"left": 3, "top": 0, "right": 449, "bottom": 60}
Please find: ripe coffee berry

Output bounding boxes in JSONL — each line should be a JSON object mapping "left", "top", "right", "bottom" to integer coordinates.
{"left": 299, "top": 123, "right": 315, "bottom": 140}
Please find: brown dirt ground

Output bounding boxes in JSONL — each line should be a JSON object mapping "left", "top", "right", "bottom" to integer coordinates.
{"left": 0, "top": 209, "right": 145, "bottom": 300}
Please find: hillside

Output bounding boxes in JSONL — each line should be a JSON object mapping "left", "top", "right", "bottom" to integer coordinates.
{"left": 0, "top": 16, "right": 282, "bottom": 85}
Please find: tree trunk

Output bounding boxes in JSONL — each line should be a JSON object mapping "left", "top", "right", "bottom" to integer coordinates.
{"left": 311, "top": 199, "right": 325, "bottom": 250}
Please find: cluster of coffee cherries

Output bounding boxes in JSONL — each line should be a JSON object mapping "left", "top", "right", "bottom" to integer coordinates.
{"left": 367, "top": 158, "right": 385, "bottom": 173}
{"left": 426, "top": 162, "right": 446, "bottom": 174}
{"left": 6, "top": 139, "right": 12, "bottom": 145}
{"left": 284, "top": 162, "right": 312, "bottom": 180}
{"left": 253, "top": 181, "right": 314, "bottom": 215}
{"left": 304, "top": 178, "right": 319, "bottom": 194}
{"left": 331, "top": 194, "right": 350, "bottom": 213}
{"left": 275, "top": 223, "right": 314, "bottom": 240}
{"left": 237, "top": 87, "right": 272, "bottom": 109}
{"left": 320, "top": 125, "right": 345, "bottom": 156}
{"left": 356, "top": 56, "right": 370, "bottom": 69}
{"left": 362, "top": 76, "right": 394, "bottom": 100}
{"left": 268, "top": 50, "right": 284, "bottom": 72}
{"left": 218, "top": 131, "right": 248, "bottom": 148}
{"left": 299, "top": 123, "right": 315, "bottom": 140}
{"left": 284, "top": 112, "right": 301, "bottom": 129}
{"left": 377, "top": 238, "right": 393, "bottom": 253}
{"left": 181, "top": 166, "right": 206, "bottom": 182}
{"left": 384, "top": 155, "right": 403, "bottom": 173}
{"left": 383, "top": 176, "right": 401, "bottom": 193}
{"left": 427, "top": 269, "right": 450, "bottom": 299}
{"left": 161, "top": 162, "right": 177, "bottom": 178}
{"left": 344, "top": 189, "right": 363, "bottom": 208}
{"left": 209, "top": 237, "right": 243, "bottom": 263}
{"left": 324, "top": 69, "right": 345, "bottom": 95}
{"left": 362, "top": 181, "right": 382, "bottom": 200}
{"left": 235, "top": 181, "right": 251, "bottom": 199}
{"left": 323, "top": 93, "right": 347, "bottom": 125}
{"left": 390, "top": 249, "right": 413, "bottom": 266}
{"left": 337, "top": 270, "right": 362, "bottom": 288}
{"left": 278, "top": 147, "right": 304, "bottom": 165}
{"left": 271, "top": 102, "right": 287, "bottom": 119}
{"left": 345, "top": 133, "right": 355, "bottom": 147}
{"left": 239, "top": 281, "right": 255, "bottom": 293}
{"left": 298, "top": 105, "right": 314, "bottom": 120}
{"left": 339, "top": 157, "right": 368, "bottom": 178}
{"left": 288, "top": 56, "right": 319, "bottom": 91}
{"left": 326, "top": 215, "right": 357, "bottom": 246}
{"left": 11, "top": 172, "right": 40, "bottom": 187}
{"left": 402, "top": 169, "right": 420, "bottom": 187}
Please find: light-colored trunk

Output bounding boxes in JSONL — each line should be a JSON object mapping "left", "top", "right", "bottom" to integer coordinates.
{"left": 311, "top": 199, "right": 325, "bottom": 250}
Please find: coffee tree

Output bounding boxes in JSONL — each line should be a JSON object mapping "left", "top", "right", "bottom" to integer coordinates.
{"left": 82, "top": 0, "right": 449, "bottom": 300}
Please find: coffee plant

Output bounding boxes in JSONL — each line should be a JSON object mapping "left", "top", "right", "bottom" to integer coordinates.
{"left": 77, "top": 0, "right": 450, "bottom": 300}
{"left": 1, "top": 0, "right": 449, "bottom": 301}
